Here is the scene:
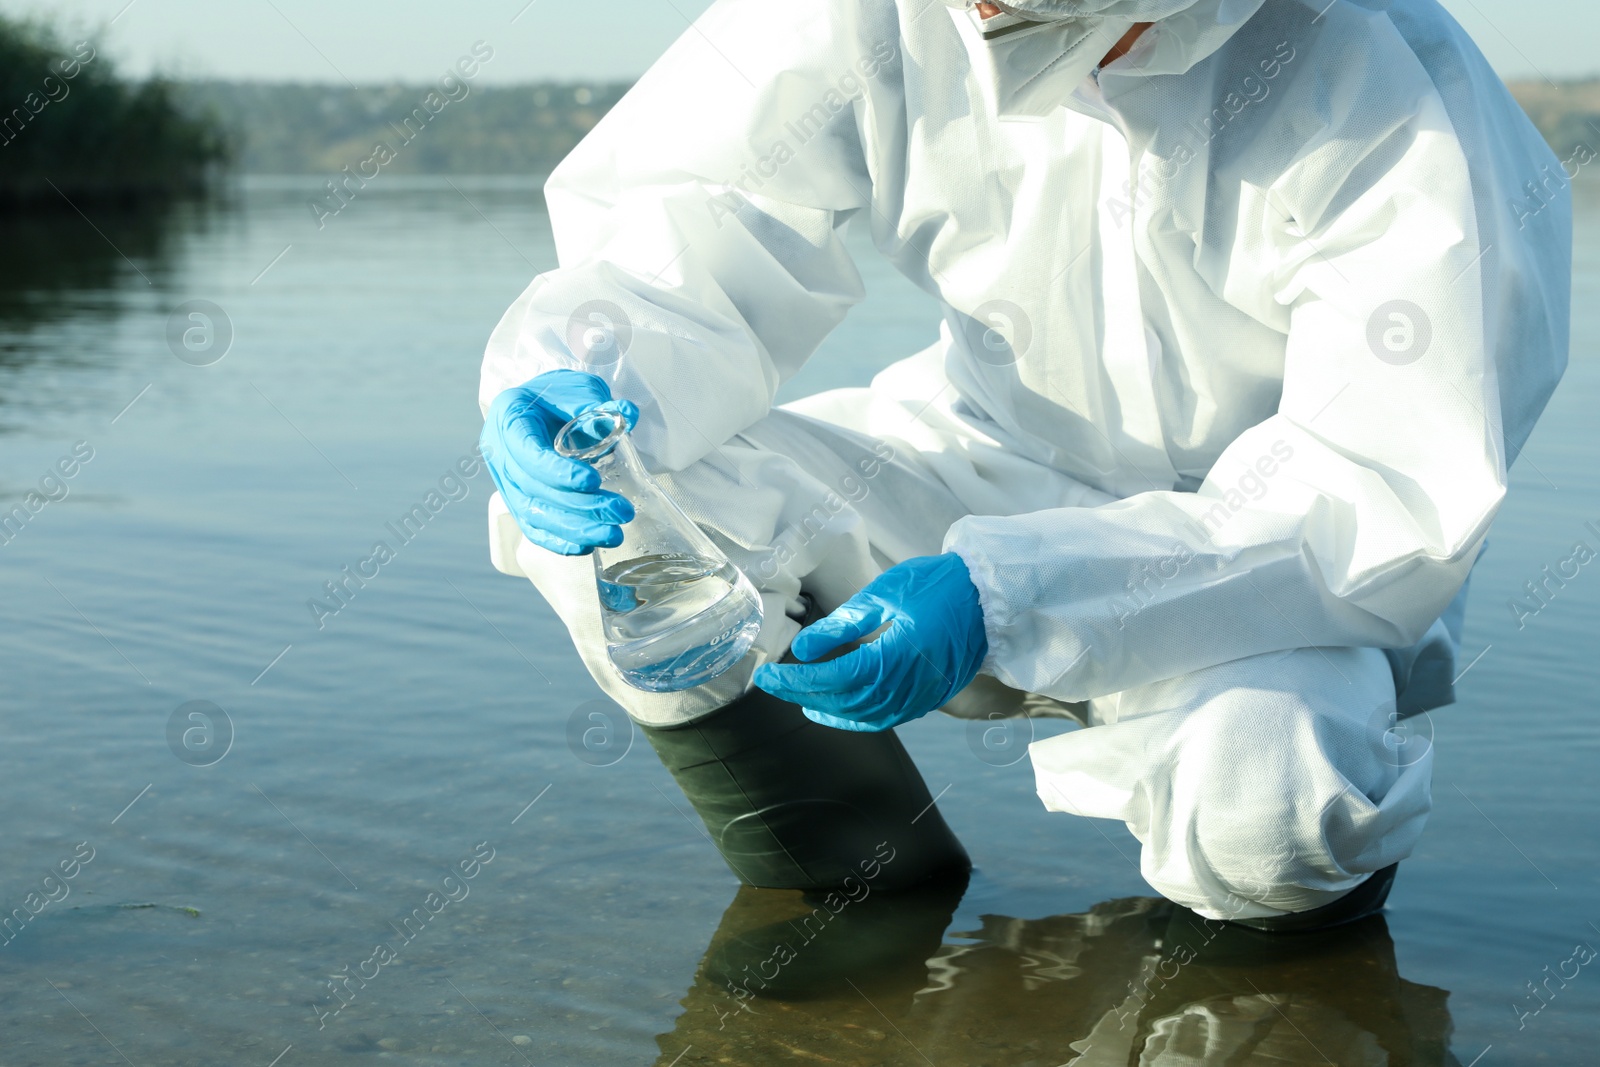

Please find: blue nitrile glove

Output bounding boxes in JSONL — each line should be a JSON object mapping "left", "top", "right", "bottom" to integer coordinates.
{"left": 481, "top": 369, "right": 641, "bottom": 556}
{"left": 752, "top": 553, "right": 988, "bottom": 732}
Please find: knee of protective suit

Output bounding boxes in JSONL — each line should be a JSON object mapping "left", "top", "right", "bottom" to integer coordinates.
{"left": 1148, "top": 676, "right": 1430, "bottom": 922}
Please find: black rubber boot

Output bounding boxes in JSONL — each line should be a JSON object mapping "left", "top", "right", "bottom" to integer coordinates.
{"left": 641, "top": 686, "right": 970, "bottom": 892}
{"left": 1225, "top": 863, "right": 1400, "bottom": 934}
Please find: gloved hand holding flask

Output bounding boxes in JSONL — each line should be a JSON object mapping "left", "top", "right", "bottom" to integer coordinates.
{"left": 485, "top": 369, "right": 764, "bottom": 693}
{"left": 480, "top": 369, "right": 640, "bottom": 556}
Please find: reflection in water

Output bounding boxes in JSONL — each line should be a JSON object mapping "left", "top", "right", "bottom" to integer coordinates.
{"left": 0, "top": 195, "right": 223, "bottom": 341}
{"left": 659, "top": 881, "right": 1461, "bottom": 1066}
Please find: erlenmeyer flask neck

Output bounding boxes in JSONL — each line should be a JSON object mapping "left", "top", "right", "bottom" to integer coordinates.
{"left": 553, "top": 406, "right": 646, "bottom": 496}
{"left": 554, "top": 407, "right": 628, "bottom": 464}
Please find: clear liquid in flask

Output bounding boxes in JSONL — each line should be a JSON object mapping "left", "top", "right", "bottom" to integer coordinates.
{"left": 596, "top": 552, "right": 763, "bottom": 692}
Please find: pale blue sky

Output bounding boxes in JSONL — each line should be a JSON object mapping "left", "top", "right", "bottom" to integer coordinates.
{"left": 0, "top": 0, "right": 1592, "bottom": 83}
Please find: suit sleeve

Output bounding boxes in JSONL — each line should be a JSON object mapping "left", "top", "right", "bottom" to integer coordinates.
{"left": 943, "top": 81, "right": 1568, "bottom": 700}
{"left": 479, "top": 0, "right": 902, "bottom": 473}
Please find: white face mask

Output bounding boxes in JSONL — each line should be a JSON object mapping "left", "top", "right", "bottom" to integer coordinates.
{"left": 948, "top": 3, "right": 1135, "bottom": 117}
{"left": 947, "top": 0, "right": 1269, "bottom": 97}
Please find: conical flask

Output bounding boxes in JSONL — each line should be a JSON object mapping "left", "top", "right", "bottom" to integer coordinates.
{"left": 554, "top": 407, "right": 764, "bottom": 693}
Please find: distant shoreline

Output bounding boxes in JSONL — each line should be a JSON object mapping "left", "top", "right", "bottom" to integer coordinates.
{"left": 172, "top": 80, "right": 629, "bottom": 179}
{"left": 172, "top": 77, "right": 1599, "bottom": 178}
{"left": 1507, "top": 80, "right": 1600, "bottom": 158}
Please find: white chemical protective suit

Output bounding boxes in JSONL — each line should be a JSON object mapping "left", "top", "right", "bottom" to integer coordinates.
{"left": 480, "top": 0, "right": 1569, "bottom": 918}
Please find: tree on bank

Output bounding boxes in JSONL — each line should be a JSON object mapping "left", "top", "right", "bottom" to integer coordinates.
{"left": 0, "top": 17, "right": 229, "bottom": 207}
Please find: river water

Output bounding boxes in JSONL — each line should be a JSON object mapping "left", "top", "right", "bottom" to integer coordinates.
{"left": 0, "top": 174, "right": 1596, "bottom": 1065}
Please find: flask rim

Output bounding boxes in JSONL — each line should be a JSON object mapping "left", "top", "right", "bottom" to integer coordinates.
{"left": 553, "top": 407, "right": 628, "bottom": 461}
